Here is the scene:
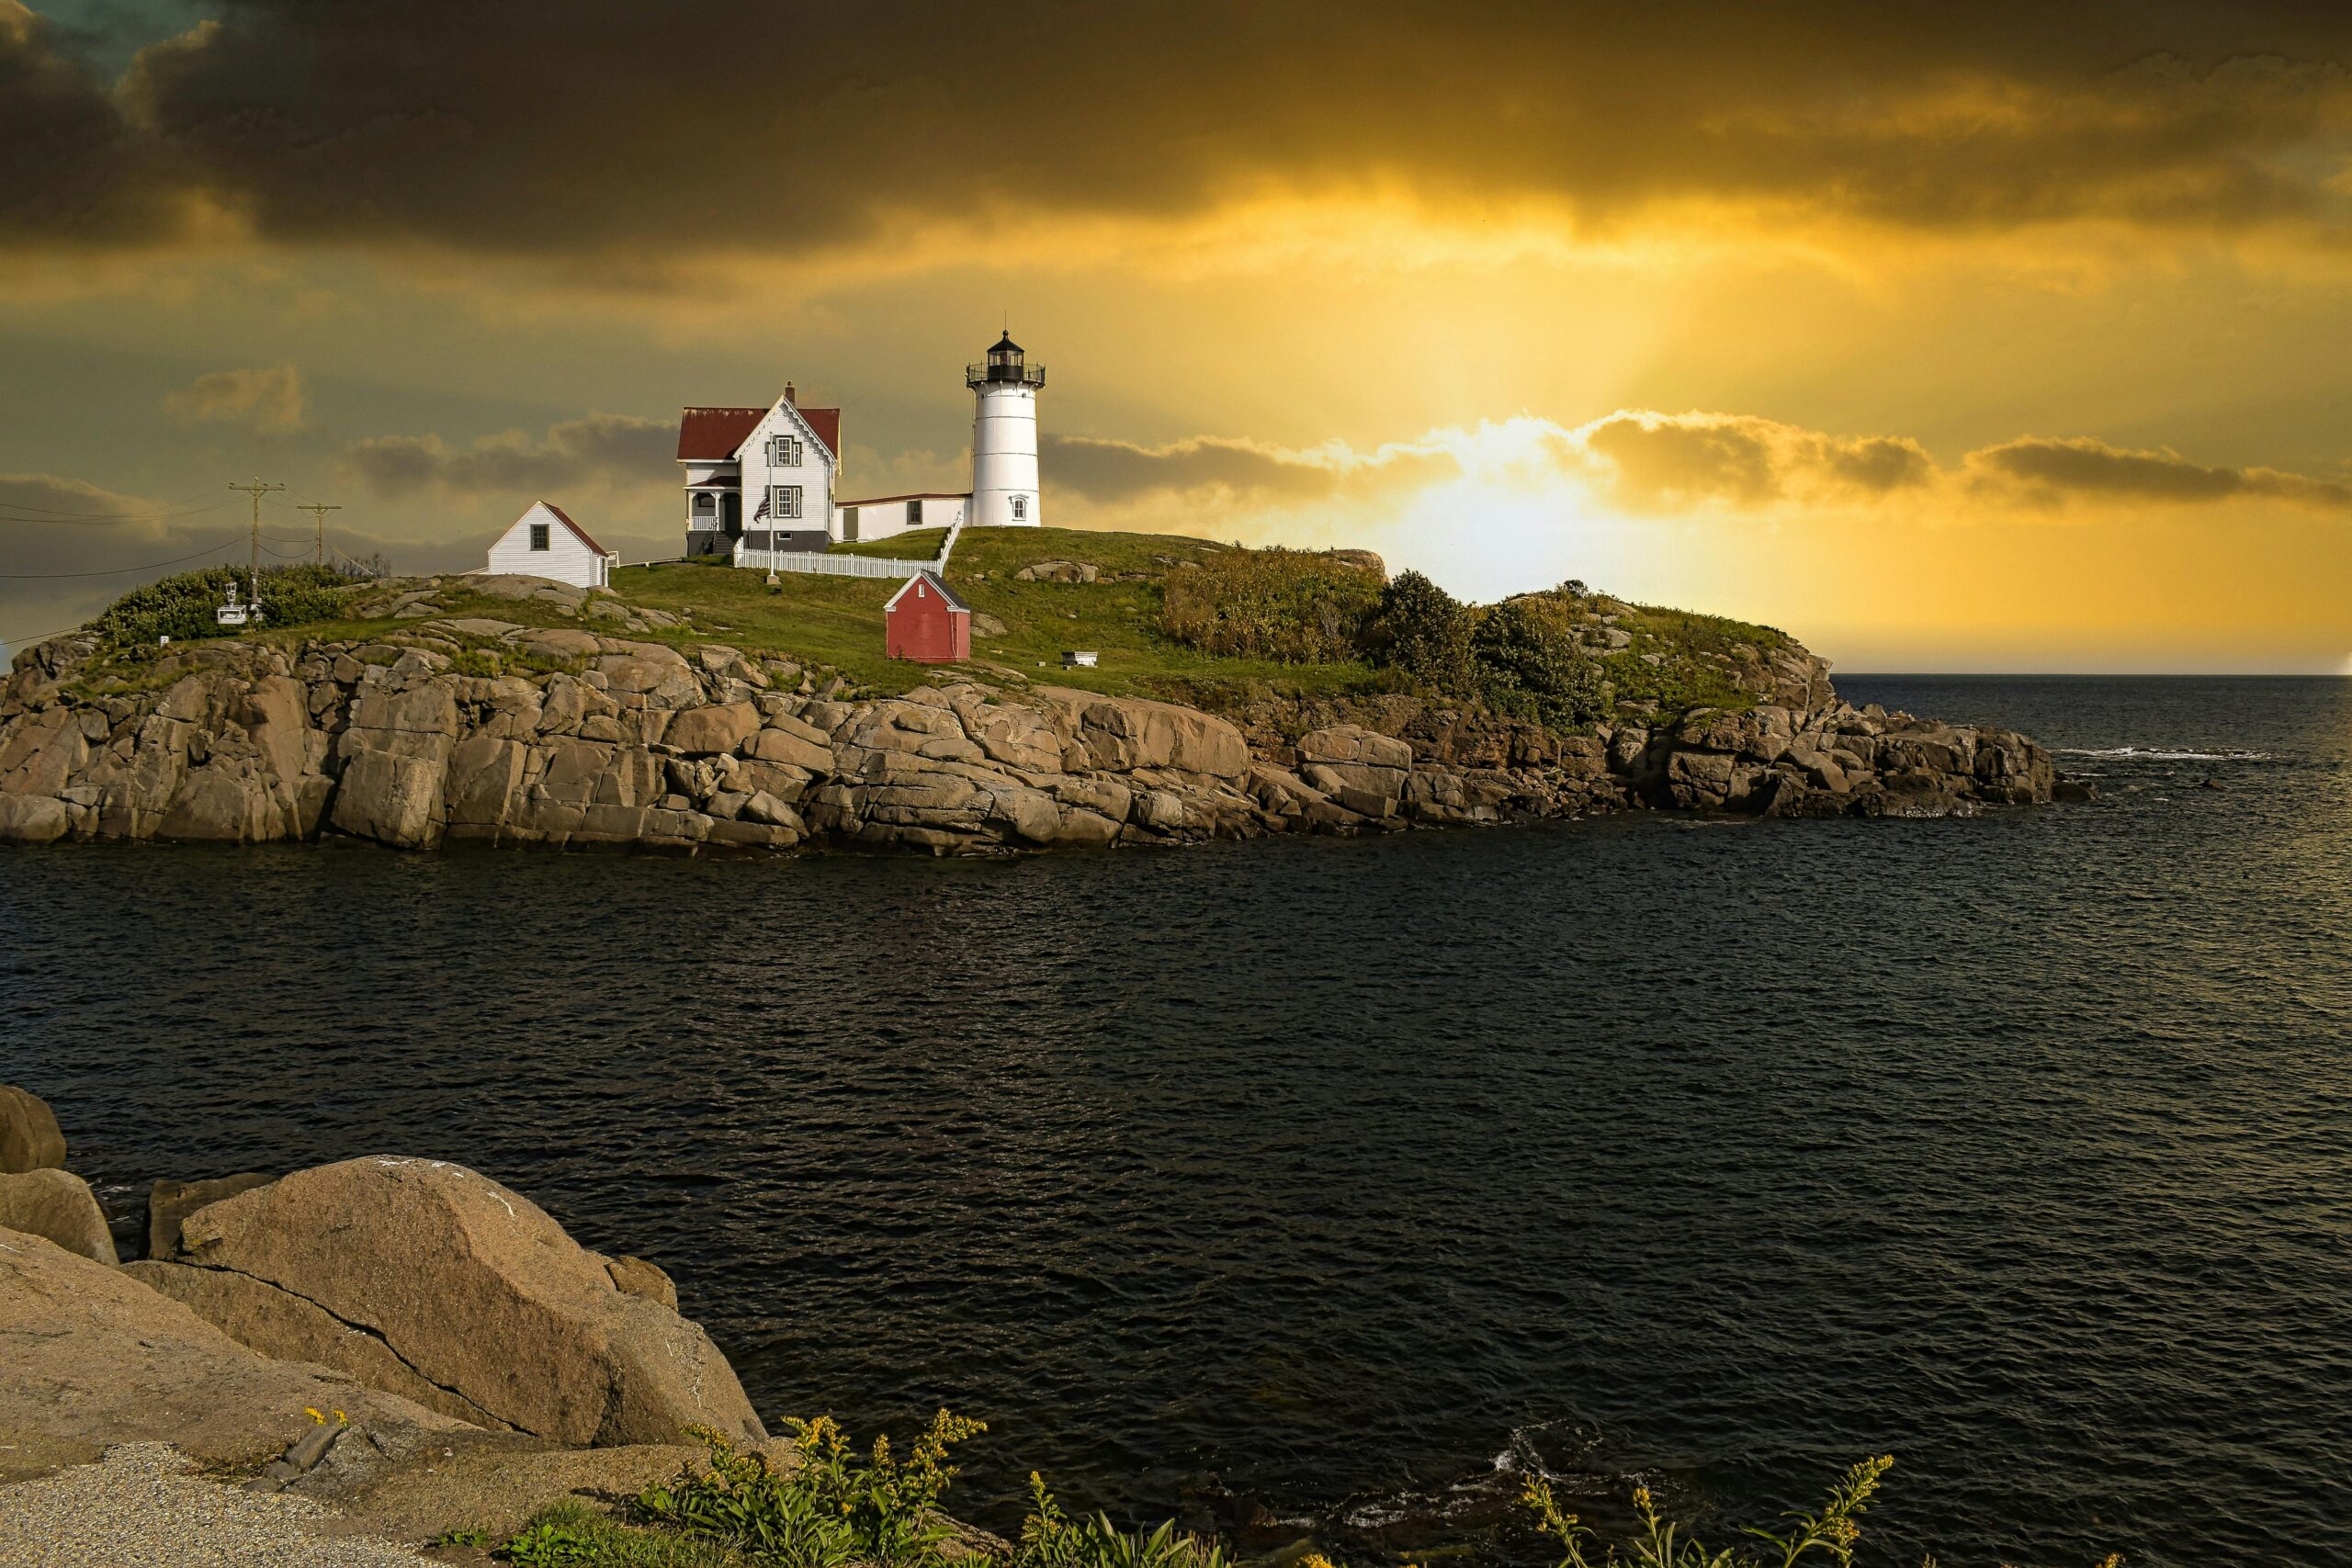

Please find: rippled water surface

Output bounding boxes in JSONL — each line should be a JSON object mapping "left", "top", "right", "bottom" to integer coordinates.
{"left": 6, "top": 676, "right": 2349, "bottom": 1568}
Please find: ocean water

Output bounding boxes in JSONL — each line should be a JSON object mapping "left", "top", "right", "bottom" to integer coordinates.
{"left": 4, "top": 675, "right": 2347, "bottom": 1568}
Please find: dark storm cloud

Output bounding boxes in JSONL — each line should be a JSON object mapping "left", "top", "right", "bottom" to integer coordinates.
{"left": 1969, "top": 435, "right": 2352, "bottom": 506}
{"left": 9, "top": 1, "right": 2352, "bottom": 258}
{"left": 339, "top": 413, "right": 673, "bottom": 498}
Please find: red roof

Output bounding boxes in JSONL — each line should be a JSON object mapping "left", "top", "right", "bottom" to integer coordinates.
{"left": 839, "top": 491, "right": 970, "bottom": 507}
{"left": 799, "top": 406, "right": 841, "bottom": 459}
{"left": 676, "top": 402, "right": 840, "bottom": 461}
{"left": 536, "top": 501, "right": 606, "bottom": 556}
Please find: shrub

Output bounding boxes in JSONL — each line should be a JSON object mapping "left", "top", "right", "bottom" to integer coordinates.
{"left": 1159, "top": 548, "right": 1382, "bottom": 663}
{"left": 1469, "top": 597, "right": 1607, "bottom": 730}
{"left": 1363, "top": 570, "right": 1474, "bottom": 692}
{"left": 90, "top": 563, "right": 357, "bottom": 648}
{"left": 637, "top": 1411, "right": 983, "bottom": 1568}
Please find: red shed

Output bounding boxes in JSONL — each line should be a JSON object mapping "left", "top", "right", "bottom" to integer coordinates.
{"left": 884, "top": 570, "right": 972, "bottom": 663}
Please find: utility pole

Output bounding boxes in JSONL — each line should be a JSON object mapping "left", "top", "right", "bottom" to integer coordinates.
{"left": 295, "top": 501, "right": 341, "bottom": 566}
{"left": 227, "top": 478, "right": 284, "bottom": 606}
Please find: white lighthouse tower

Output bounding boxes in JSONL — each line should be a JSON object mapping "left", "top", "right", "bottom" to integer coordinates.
{"left": 967, "top": 332, "right": 1044, "bottom": 526}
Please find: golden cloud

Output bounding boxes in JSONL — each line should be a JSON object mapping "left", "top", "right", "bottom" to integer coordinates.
{"left": 164, "top": 363, "right": 307, "bottom": 433}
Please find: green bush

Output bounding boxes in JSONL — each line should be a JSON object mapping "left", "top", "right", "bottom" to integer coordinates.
{"left": 1159, "top": 548, "right": 1382, "bottom": 663}
{"left": 636, "top": 1412, "right": 983, "bottom": 1568}
{"left": 90, "top": 563, "right": 357, "bottom": 648}
{"left": 1469, "top": 597, "right": 1607, "bottom": 730}
{"left": 1363, "top": 570, "right": 1475, "bottom": 692}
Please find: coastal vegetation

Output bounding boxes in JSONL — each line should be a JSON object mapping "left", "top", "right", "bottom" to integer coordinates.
{"left": 481, "top": 1419, "right": 1957, "bottom": 1568}
{"left": 88, "top": 562, "right": 363, "bottom": 648}
{"left": 54, "top": 526, "right": 1794, "bottom": 738}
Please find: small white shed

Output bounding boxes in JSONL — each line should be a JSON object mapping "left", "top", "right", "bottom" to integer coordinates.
{"left": 487, "top": 501, "right": 615, "bottom": 589}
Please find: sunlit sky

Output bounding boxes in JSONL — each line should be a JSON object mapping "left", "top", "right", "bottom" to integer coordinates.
{"left": 6, "top": 1, "right": 2352, "bottom": 671}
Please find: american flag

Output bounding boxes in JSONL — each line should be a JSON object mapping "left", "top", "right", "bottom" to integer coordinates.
{"left": 752, "top": 490, "right": 771, "bottom": 522}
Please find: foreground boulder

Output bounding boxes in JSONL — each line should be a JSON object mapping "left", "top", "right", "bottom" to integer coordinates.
{"left": 0, "top": 1169, "right": 115, "bottom": 1263}
{"left": 0, "top": 1084, "right": 66, "bottom": 1173}
{"left": 0, "top": 1224, "right": 467, "bottom": 1465}
{"left": 145, "top": 1156, "right": 764, "bottom": 1447}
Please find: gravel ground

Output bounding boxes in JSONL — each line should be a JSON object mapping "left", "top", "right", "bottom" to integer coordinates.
{"left": 0, "top": 1443, "right": 437, "bottom": 1567}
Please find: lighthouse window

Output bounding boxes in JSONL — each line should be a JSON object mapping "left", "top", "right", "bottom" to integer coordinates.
{"left": 1012, "top": 495, "right": 1027, "bottom": 520}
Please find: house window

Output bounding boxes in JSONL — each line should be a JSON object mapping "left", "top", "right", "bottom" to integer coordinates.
{"left": 843, "top": 506, "right": 860, "bottom": 542}
{"left": 907, "top": 498, "right": 924, "bottom": 525}
{"left": 1012, "top": 495, "right": 1027, "bottom": 521}
{"left": 529, "top": 523, "right": 550, "bottom": 551}
{"left": 771, "top": 485, "right": 802, "bottom": 519}
{"left": 770, "top": 435, "right": 803, "bottom": 467}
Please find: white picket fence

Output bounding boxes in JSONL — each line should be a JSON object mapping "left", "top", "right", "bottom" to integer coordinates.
{"left": 729, "top": 548, "right": 922, "bottom": 578}
{"left": 733, "top": 519, "right": 963, "bottom": 579}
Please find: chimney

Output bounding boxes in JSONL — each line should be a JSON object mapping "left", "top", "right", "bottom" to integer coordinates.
{"left": 785, "top": 380, "right": 797, "bottom": 405}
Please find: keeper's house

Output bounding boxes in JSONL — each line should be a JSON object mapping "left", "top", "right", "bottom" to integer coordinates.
{"left": 884, "top": 570, "right": 971, "bottom": 663}
{"left": 674, "top": 384, "right": 842, "bottom": 559}
{"left": 486, "top": 501, "right": 615, "bottom": 589}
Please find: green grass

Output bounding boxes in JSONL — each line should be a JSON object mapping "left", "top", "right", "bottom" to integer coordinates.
{"left": 613, "top": 528, "right": 1379, "bottom": 700}
{"left": 58, "top": 525, "right": 1801, "bottom": 723}
{"left": 499, "top": 1500, "right": 746, "bottom": 1566}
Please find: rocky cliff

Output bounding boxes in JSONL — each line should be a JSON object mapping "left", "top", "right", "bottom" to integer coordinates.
{"left": 0, "top": 607, "right": 2066, "bottom": 853}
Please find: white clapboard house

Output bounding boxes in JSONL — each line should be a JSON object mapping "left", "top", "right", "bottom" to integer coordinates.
{"left": 486, "top": 501, "right": 616, "bottom": 589}
{"left": 675, "top": 385, "right": 841, "bottom": 560}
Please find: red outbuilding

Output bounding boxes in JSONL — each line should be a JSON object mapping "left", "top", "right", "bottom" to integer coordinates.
{"left": 884, "top": 570, "right": 972, "bottom": 663}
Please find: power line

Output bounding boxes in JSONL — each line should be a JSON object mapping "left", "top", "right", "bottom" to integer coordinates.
{"left": 0, "top": 498, "right": 241, "bottom": 525}
{"left": 0, "top": 623, "right": 89, "bottom": 652}
{"left": 0, "top": 538, "right": 243, "bottom": 579}
{"left": 0, "top": 481, "right": 242, "bottom": 520}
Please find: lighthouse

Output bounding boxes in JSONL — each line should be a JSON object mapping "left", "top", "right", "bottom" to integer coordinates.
{"left": 967, "top": 332, "right": 1045, "bottom": 527}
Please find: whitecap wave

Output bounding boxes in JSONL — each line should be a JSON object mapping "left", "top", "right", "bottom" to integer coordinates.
{"left": 2057, "top": 746, "right": 2272, "bottom": 761}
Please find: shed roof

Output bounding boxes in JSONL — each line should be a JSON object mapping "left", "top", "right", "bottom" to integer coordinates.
{"left": 528, "top": 500, "right": 607, "bottom": 556}
{"left": 883, "top": 569, "right": 970, "bottom": 614}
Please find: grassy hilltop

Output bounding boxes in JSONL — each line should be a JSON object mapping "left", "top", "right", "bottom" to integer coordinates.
{"left": 52, "top": 527, "right": 1803, "bottom": 732}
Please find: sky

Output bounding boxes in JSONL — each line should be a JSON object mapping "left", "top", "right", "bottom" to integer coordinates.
{"left": 6, "top": 2, "right": 2352, "bottom": 671}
